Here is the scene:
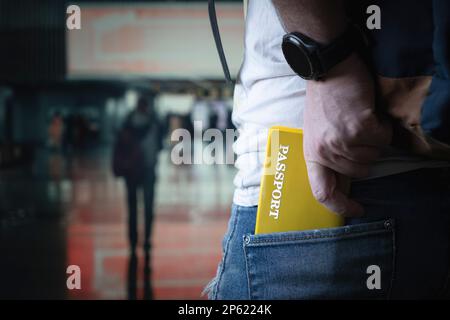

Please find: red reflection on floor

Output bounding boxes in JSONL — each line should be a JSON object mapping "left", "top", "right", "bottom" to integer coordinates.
{"left": 66, "top": 220, "right": 227, "bottom": 300}
{"left": 64, "top": 151, "right": 233, "bottom": 300}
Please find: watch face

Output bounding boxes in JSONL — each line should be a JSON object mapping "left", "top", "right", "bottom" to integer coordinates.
{"left": 282, "top": 35, "right": 314, "bottom": 79}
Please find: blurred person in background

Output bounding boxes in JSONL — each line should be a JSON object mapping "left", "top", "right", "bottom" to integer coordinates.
{"left": 48, "top": 112, "right": 64, "bottom": 151}
{"left": 113, "top": 96, "right": 163, "bottom": 255}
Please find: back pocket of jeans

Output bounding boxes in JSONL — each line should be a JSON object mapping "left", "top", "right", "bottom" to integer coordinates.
{"left": 243, "top": 219, "right": 395, "bottom": 300}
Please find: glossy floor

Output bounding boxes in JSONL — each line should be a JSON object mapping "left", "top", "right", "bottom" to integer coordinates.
{"left": 0, "top": 148, "right": 235, "bottom": 299}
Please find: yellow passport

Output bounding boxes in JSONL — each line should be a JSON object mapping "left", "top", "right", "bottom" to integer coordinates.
{"left": 255, "top": 126, "right": 344, "bottom": 234}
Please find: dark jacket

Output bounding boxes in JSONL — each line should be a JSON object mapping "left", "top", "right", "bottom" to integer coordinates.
{"left": 112, "top": 112, "right": 163, "bottom": 180}
{"left": 348, "top": 0, "right": 450, "bottom": 159}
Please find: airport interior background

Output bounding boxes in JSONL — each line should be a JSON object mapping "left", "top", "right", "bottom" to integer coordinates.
{"left": 0, "top": 0, "right": 244, "bottom": 299}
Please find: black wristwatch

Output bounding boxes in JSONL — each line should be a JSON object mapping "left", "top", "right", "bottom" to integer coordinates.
{"left": 281, "top": 25, "right": 368, "bottom": 80}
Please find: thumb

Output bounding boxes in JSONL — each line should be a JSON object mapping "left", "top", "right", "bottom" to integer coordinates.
{"left": 306, "top": 161, "right": 364, "bottom": 217}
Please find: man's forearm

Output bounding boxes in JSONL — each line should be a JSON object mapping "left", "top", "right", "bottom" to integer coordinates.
{"left": 272, "top": 0, "right": 347, "bottom": 43}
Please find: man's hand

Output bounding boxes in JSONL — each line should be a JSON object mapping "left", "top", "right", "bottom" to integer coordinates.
{"left": 271, "top": 0, "right": 391, "bottom": 217}
{"left": 303, "top": 53, "right": 392, "bottom": 217}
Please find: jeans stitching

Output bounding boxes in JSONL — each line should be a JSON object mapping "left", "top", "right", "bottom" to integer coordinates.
{"left": 243, "top": 240, "right": 253, "bottom": 299}
{"left": 245, "top": 220, "right": 393, "bottom": 245}
{"left": 213, "top": 205, "right": 239, "bottom": 299}
{"left": 246, "top": 228, "right": 392, "bottom": 245}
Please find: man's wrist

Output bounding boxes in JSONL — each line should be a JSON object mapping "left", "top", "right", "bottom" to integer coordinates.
{"left": 283, "top": 25, "right": 367, "bottom": 81}
{"left": 321, "top": 52, "right": 367, "bottom": 81}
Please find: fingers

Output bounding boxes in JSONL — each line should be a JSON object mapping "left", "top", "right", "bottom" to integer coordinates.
{"left": 308, "top": 134, "right": 382, "bottom": 177}
{"left": 306, "top": 161, "right": 364, "bottom": 217}
{"left": 317, "top": 154, "right": 370, "bottom": 178}
{"left": 338, "top": 146, "right": 381, "bottom": 164}
{"left": 312, "top": 142, "right": 379, "bottom": 177}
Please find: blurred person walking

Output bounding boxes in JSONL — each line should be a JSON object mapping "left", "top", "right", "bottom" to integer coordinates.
{"left": 113, "top": 96, "right": 163, "bottom": 254}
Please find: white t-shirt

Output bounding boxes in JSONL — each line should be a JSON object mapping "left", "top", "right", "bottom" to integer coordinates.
{"left": 232, "top": 0, "right": 449, "bottom": 207}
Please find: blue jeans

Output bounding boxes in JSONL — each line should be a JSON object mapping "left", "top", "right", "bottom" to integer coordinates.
{"left": 206, "top": 168, "right": 450, "bottom": 299}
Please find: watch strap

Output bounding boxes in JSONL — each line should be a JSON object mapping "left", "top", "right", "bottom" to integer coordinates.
{"left": 318, "top": 25, "right": 368, "bottom": 76}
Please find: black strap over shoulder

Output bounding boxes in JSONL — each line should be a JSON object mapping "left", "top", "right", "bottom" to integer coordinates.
{"left": 208, "top": 0, "right": 234, "bottom": 84}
